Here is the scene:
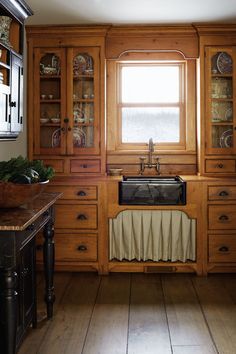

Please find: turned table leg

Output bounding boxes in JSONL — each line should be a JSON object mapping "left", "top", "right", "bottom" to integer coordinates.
{"left": 0, "top": 269, "right": 18, "bottom": 354}
{"left": 43, "top": 218, "right": 55, "bottom": 319}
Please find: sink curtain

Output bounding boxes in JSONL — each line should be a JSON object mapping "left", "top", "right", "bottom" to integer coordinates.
{"left": 109, "top": 210, "right": 196, "bottom": 262}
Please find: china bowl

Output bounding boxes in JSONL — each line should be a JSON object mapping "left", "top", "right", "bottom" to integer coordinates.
{"left": 0, "top": 180, "right": 49, "bottom": 208}
{"left": 50, "top": 118, "right": 60, "bottom": 124}
{"left": 40, "top": 118, "right": 49, "bottom": 124}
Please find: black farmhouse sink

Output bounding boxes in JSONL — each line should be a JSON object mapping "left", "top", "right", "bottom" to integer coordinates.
{"left": 119, "top": 176, "right": 186, "bottom": 205}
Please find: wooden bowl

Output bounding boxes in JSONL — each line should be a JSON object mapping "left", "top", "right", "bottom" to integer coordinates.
{"left": 0, "top": 180, "right": 49, "bottom": 208}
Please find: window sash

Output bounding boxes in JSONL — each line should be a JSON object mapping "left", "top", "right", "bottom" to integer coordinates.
{"left": 117, "top": 62, "right": 186, "bottom": 149}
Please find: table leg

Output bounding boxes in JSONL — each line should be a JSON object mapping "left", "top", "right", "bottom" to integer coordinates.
{"left": 43, "top": 218, "right": 55, "bottom": 319}
{"left": 0, "top": 269, "right": 17, "bottom": 354}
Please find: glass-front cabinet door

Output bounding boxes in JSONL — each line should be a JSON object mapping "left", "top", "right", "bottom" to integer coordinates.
{"left": 205, "top": 47, "right": 235, "bottom": 154}
{"left": 33, "top": 46, "right": 100, "bottom": 156}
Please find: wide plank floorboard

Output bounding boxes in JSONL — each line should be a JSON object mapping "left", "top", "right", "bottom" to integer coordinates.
{"left": 19, "top": 273, "right": 236, "bottom": 354}
{"left": 127, "top": 274, "right": 171, "bottom": 354}
{"left": 193, "top": 275, "right": 236, "bottom": 354}
{"left": 82, "top": 274, "right": 130, "bottom": 354}
{"left": 162, "top": 274, "right": 216, "bottom": 348}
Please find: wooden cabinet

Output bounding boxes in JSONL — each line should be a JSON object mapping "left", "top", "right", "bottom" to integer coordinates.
{"left": 26, "top": 26, "right": 106, "bottom": 176}
{"left": 207, "top": 183, "right": 236, "bottom": 272}
{"left": 36, "top": 183, "right": 102, "bottom": 272}
{"left": 197, "top": 26, "right": 236, "bottom": 176}
{"left": 0, "top": 0, "right": 32, "bottom": 139}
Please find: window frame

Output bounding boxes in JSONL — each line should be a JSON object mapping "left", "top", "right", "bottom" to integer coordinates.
{"left": 117, "top": 61, "right": 186, "bottom": 149}
{"left": 106, "top": 51, "right": 196, "bottom": 156}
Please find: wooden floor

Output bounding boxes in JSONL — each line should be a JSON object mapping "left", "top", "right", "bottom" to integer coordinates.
{"left": 19, "top": 272, "right": 236, "bottom": 354}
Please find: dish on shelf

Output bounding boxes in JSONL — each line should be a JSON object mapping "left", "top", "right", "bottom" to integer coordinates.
{"left": 219, "top": 129, "right": 233, "bottom": 148}
{"left": 50, "top": 118, "right": 60, "bottom": 124}
{"left": 73, "top": 127, "right": 86, "bottom": 147}
{"left": 217, "top": 52, "right": 233, "bottom": 74}
{"left": 51, "top": 128, "right": 61, "bottom": 148}
{"left": 225, "top": 107, "right": 233, "bottom": 121}
{"left": 40, "top": 118, "right": 50, "bottom": 124}
{"left": 73, "top": 53, "right": 93, "bottom": 76}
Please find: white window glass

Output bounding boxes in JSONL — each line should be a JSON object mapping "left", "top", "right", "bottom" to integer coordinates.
{"left": 122, "top": 107, "right": 180, "bottom": 143}
{"left": 120, "top": 64, "right": 182, "bottom": 144}
{"left": 121, "top": 66, "right": 179, "bottom": 103}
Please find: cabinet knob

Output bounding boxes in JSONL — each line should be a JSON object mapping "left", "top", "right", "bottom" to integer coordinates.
{"left": 219, "top": 190, "right": 229, "bottom": 197}
{"left": 219, "top": 214, "right": 229, "bottom": 221}
{"left": 77, "top": 244, "right": 87, "bottom": 251}
{"left": 77, "top": 190, "right": 86, "bottom": 196}
{"left": 77, "top": 214, "right": 87, "bottom": 220}
{"left": 64, "top": 118, "right": 69, "bottom": 123}
{"left": 217, "top": 163, "right": 224, "bottom": 169}
{"left": 80, "top": 164, "right": 88, "bottom": 169}
{"left": 219, "top": 246, "right": 229, "bottom": 252}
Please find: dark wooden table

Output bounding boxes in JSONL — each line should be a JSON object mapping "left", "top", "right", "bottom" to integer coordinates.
{"left": 0, "top": 192, "right": 61, "bottom": 354}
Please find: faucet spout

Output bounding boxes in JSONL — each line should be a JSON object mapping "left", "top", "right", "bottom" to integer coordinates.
{"left": 138, "top": 138, "right": 161, "bottom": 175}
{"left": 148, "top": 138, "right": 154, "bottom": 165}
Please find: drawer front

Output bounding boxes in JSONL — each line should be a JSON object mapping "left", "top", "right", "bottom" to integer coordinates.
{"left": 208, "top": 186, "right": 236, "bottom": 201}
{"left": 205, "top": 159, "right": 235, "bottom": 173}
{"left": 43, "top": 159, "right": 64, "bottom": 173}
{"left": 36, "top": 233, "right": 97, "bottom": 262}
{"left": 209, "top": 234, "right": 236, "bottom": 262}
{"left": 46, "top": 185, "right": 97, "bottom": 200}
{"left": 55, "top": 205, "right": 97, "bottom": 229}
{"left": 209, "top": 205, "right": 236, "bottom": 229}
{"left": 70, "top": 159, "right": 100, "bottom": 173}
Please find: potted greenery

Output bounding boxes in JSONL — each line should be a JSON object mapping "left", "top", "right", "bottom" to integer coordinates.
{"left": 0, "top": 156, "right": 54, "bottom": 208}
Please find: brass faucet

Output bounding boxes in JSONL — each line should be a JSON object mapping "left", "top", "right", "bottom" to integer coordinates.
{"left": 139, "top": 138, "right": 160, "bottom": 175}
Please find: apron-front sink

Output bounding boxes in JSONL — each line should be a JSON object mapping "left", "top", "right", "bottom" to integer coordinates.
{"left": 119, "top": 176, "right": 186, "bottom": 205}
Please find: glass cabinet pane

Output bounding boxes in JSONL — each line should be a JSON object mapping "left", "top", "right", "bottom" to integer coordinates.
{"left": 207, "top": 49, "right": 234, "bottom": 152}
{"left": 39, "top": 53, "right": 62, "bottom": 151}
{"left": 73, "top": 52, "right": 95, "bottom": 149}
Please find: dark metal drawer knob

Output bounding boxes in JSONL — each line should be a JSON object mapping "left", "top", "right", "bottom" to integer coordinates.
{"left": 77, "top": 214, "right": 87, "bottom": 220}
{"left": 80, "top": 164, "right": 88, "bottom": 169}
{"left": 219, "top": 191, "right": 229, "bottom": 197}
{"left": 77, "top": 245, "right": 87, "bottom": 251}
{"left": 77, "top": 190, "right": 86, "bottom": 196}
{"left": 219, "top": 215, "right": 229, "bottom": 221}
{"left": 217, "top": 163, "right": 224, "bottom": 169}
{"left": 219, "top": 246, "right": 229, "bottom": 252}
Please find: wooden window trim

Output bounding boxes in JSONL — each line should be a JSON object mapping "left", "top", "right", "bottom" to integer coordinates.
{"left": 107, "top": 51, "right": 196, "bottom": 156}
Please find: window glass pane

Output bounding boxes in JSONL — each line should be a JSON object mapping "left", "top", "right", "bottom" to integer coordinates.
{"left": 122, "top": 107, "right": 179, "bottom": 143}
{"left": 121, "top": 66, "right": 179, "bottom": 103}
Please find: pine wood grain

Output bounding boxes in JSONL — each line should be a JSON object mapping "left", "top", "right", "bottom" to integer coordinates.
{"left": 128, "top": 274, "right": 171, "bottom": 354}
{"left": 162, "top": 274, "right": 215, "bottom": 347}
{"left": 193, "top": 275, "right": 236, "bottom": 354}
{"left": 82, "top": 274, "right": 131, "bottom": 354}
{"left": 37, "top": 273, "right": 101, "bottom": 354}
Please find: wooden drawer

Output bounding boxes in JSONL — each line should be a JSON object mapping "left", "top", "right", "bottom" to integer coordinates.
{"left": 208, "top": 186, "right": 236, "bottom": 201}
{"left": 209, "top": 205, "right": 236, "bottom": 230}
{"left": 205, "top": 159, "right": 235, "bottom": 173}
{"left": 55, "top": 204, "right": 97, "bottom": 229}
{"left": 43, "top": 159, "right": 64, "bottom": 173}
{"left": 36, "top": 233, "right": 97, "bottom": 262}
{"left": 70, "top": 159, "right": 100, "bottom": 173}
{"left": 46, "top": 185, "right": 97, "bottom": 200}
{"left": 209, "top": 234, "right": 236, "bottom": 262}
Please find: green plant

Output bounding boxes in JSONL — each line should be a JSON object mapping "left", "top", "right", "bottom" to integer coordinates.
{"left": 0, "top": 156, "right": 55, "bottom": 184}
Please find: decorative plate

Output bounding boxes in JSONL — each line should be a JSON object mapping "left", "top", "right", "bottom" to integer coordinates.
{"left": 73, "top": 53, "right": 93, "bottom": 76}
{"left": 220, "top": 129, "right": 233, "bottom": 148}
{"left": 73, "top": 127, "right": 86, "bottom": 147}
{"left": 51, "top": 128, "right": 61, "bottom": 148}
{"left": 217, "top": 52, "right": 233, "bottom": 74}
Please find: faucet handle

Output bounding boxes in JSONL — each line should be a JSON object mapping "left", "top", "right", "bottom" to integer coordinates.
{"left": 139, "top": 156, "right": 146, "bottom": 161}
